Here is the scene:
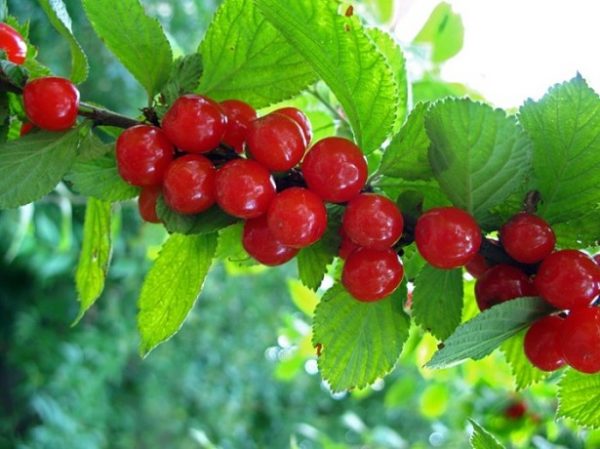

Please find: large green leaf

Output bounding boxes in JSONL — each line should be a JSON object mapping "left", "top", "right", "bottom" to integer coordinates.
{"left": 138, "top": 233, "right": 217, "bottom": 355}
{"left": 519, "top": 75, "right": 600, "bottom": 224}
{"left": 37, "top": 0, "right": 88, "bottom": 83}
{"left": 413, "top": 2, "right": 464, "bottom": 63}
{"left": 501, "top": 331, "right": 548, "bottom": 390}
{"left": 469, "top": 420, "right": 505, "bottom": 449}
{"left": 426, "top": 99, "right": 532, "bottom": 228}
{"left": 197, "top": 0, "right": 317, "bottom": 108}
{"left": 0, "top": 129, "right": 81, "bottom": 209}
{"left": 74, "top": 198, "right": 112, "bottom": 323}
{"left": 156, "top": 196, "right": 238, "bottom": 235}
{"left": 557, "top": 370, "right": 600, "bottom": 428}
{"left": 312, "top": 284, "right": 410, "bottom": 391}
{"left": 426, "top": 297, "right": 554, "bottom": 369}
{"left": 160, "top": 54, "right": 203, "bottom": 108}
{"left": 82, "top": 0, "right": 172, "bottom": 98}
{"left": 256, "top": 0, "right": 398, "bottom": 153}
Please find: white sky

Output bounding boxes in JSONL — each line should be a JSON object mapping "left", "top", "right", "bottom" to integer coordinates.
{"left": 394, "top": 0, "right": 600, "bottom": 108}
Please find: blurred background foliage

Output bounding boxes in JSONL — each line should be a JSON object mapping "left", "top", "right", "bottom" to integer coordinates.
{"left": 1, "top": 1, "right": 599, "bottom": 448}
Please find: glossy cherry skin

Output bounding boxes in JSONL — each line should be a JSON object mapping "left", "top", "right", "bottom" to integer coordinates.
{"left": 465, "top": 253, "right": 491, "bottom": 279}
{"left": 246, "top": 113, "right": 306, "bottom": 172}
{"left": 267, "top": 187, "right": 327, "bottom": 248}
{"left": 524, "top": 315, "right": 566, "bottom": 371}
{"left": 242, "top": 215, "right": 299, "bottom": 266}
{"left": 301, "top": 137, "right": 368, "bottom": 203}
{"left": 23, "top": 77, "right": 80, "bottom": 131}
{"left": 0, "top": 23, "right": 27, "bottom": 64}
{"left": 116, "top": 125, "right": 174, "bottom": 187}
{"left": 161, "top": 94, "right": 226, "bottom": 153}
{"left": 342, "top": 247, "right": 404, "bottom": 302}
{"left": 500, "top": 213, "right": 556, "bottom": 263}
{"left": 342, "top": 194, "right": 403, "bottom": 250}
{"left": 162, "top": 155, "right": 216, "bottom": 214}
{"left": 273, "top": 107, "right": 312, "bottom": 144}
{"left": 219, "top": 99, "right": 257, "bottom": 153}
{"left": 215, "top": 159, "right": 276, "bottom": 219}
{"left": 475, "top": 264, "right": 537, "bottom": 311}
{"left": 534, "top": 250, "right": 600, "bottom": 310}
{"left": 560, "top": 307, "right": 600, "bottom": 374}
{"left": 138, "top": 186, "right": 162, "bottom": 224}
{"left": 414, "top": 207, "right": 482, "bottom": 269}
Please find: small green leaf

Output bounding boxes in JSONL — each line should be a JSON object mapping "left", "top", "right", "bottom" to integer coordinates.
{"left": 0, "top": 58, "right": 27, "bottom": 88}
{"left": 469, "top": 420, "right": 505, "bottom": 449}
{"left": 312, "top": 284, "right": 410, "bottom": 391}
{"left": 156, "top": 195, "right": 238, "bottom": 235}
{"left": 287, "top": 279, "right": 318, "bottom": 317}
{"left": 501, "top": 331, "right": 548, "bottom": 390}
{"left": 426, "top": 297, "right": 554, "bottom": 369}
{"left": 37, "top": 0, "right": 89, "bottom": 83}
{"left": 412, "top": 265, "right": 463, "bottom": 340}
{"left": 138, "top": 233, "right": 217, "bottom": 355}
{"left": 256, "top": 0, "right": 398, "bottom": 153}
{"left": 0, "top": 128, "right": 81, "bottom": 209}
{"left": 82, "top": 0, "right": 173, "bottom": 98}
{"left": 413, "top": 2, "right": 464, "bottom": 63}
{"left": 160, "top": 53, "right": 203, "bottom": 107}
{"left": 197, "top": 0, "right": 317, "bottom": 108}
{"left": 557, "top": 369, "right": 600, "bottom": 429}
{"left": 74, "top": 198, "right": 112, "bottom": 323}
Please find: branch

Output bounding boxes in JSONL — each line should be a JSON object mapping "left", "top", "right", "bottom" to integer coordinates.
{"left": 78, "top": 102, "right": 142, "bottom": 128}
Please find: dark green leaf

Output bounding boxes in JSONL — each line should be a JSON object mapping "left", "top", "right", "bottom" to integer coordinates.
{"left": 160, "top": 54, "right": 203, "bottom": 107}
{"left": 413, "top": 2, "right": 464, "bottom": 63}
{"left": 0, "top": 58, "right": 27, "bottom": 87}
{"left": 501, "top": 331, "right": 548, "bottom": 390}
{"left": 156, "top": 195, "right": 238, "bottom": 235}
{"left": 552, "top": 209, "right": 600, "bottom": 248}
{"left": 557, "top": 369, "right": 600, "bottom": 428}
{"left": 469, "top": 420, "right": 505, "bottom": 449}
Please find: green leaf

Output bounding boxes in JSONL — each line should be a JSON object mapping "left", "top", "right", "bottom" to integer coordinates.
{"left": 426, "top": 297, "right": 554, "bottom": 369}
{"left": 412, "top": 78, "right": 482, "bottom": 103}
{"left": 160, "top": 54, "right": 203, "bottom": 107}
{"left": 0, "top": 128, "right": 81, "bottom": 209}
{"left": 138, "top": 233, "right": 217, "bottom": 355}
{"left": 412, "top": 265, "right": 463, "bottom": 340}
{"left": 74, "top": 198, "right": 112, "bottom": 323}
{"left": 256, "top": 0, "right": 398, "bottom": 153}
{"left": 287, "top": 279, "right": 318, "bottom": 317}
{"left": 469, "top": 420, "right": 505, "bottom": 449}
{"left": 312, "top": 284, "right": 410, "bottom": 391}
{"left": 37, "top": 0, "right": 88, "bottom": 83}
{"left": 379, "top": 102, "right": 432, "bottom": 180}
{"left": 364, "top": 0, "right": 394, "bottom": 24}
{"left": 519, "top": 75, "right": 600, "bottom": 224}
{"left": 0, "top": 1, "right": 7, "bottom": 22}
{"left": 413, "top": 2, "right": 464, "bottom": 63}
{"left": 552, "top": 209, "right": 600, "bottom": 248}
{"left": 197, "top": 0, "right": 317, "bottom": 108}
{"left": 501, "top": 331, "right": 548, "bottom": 390}
{"left": 82, "top": 0, "right": 173, "bottom": 98}
{"left": 426, "top": 99, "right": 532, "bottom": 228}
{"left": 156, "top": 195, "right": 238, "bottom": 235}
{"left": 557, "top": 370, "right": 600, "bottom": 428}
{"left": 0, "top": 58, "right": 27, "bottom": 88}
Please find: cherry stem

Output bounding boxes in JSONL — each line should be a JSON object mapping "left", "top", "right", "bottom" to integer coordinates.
{"left": 78, "top": 102, "right": 142, "bottom": 128}
{"left": 523, "top": 190, "right": 541, "bottom": 214}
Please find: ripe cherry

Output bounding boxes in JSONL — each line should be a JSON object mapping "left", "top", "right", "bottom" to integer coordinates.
{"left": 465, "top": 253, "right": 491, "bottom": 279}
{"left": 342, "top": 193, "right": 403, "bottom": 250}
{"left": 534, "top": 250, "right": 600, "bottom": 310}
{"left": 116, "top": 125, "right": 174, "bottom": 187}
{"left": 342, "top": 247, "right": 404, "bottom": 302}
{"left": 246, "top": 113, "right": 306, "bottom": 172}
{"left": 162, "top": 154, "right": 216, "bottom": 214}
{"left": 273, "top": 107, "right": 312, "bottom": 144}
{"left": 0, "top": 23, "right": 27, "bottom": 64}
{"left": 23, "top": 77, "right": 80, "bottom": 131}
{"left": 138, "top": 186, "right": 162, "bottom": 224}
{"left": 215, "top": 159, "right": 276, "bottom": 219}
{"left": 267, "top": 187, "right": 327, "bottom": 248}
{"left": 524, "top": 315, "right": 566, "bottom": 371}
{"left": 242, "top": 215, "right": 298, "bottom": 266}
{"left": 338, "top": 227, "right": 359, "bottom": 260}
{"left": 475, "top": 264, "right": 537, "bottom": 311}
{"left": 161, "top": 94, "right": 226, "bottom": 153}
{"left": 301, "top": 137, "right": 368, "bottom": 203}
{"left": 500, "top": 213, "right": 556, "bottom": 263}
{"left": 414, "top": 207, "right": 482, "bottom": 269}
{"left": 560, "top": 307, "right": 600, "bottom": 374}
{"left": 504, "top": 401, "right": 527, "bottom": 420}
{"left": 219, "top": 99, "right": 257, "bottom": 153}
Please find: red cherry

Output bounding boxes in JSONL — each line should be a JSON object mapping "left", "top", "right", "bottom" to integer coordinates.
{"left": 219, "top": 99, "right": 257, "bottom": 153}
{"left": 215, "top": 159, "right": 276, "bottom": 219}
{"left": 267, "top": 187, "right": 327, "bottom": 248}
{"left": 116, "top": 125, "right": 174, "bottom": 187}
{"left": 414, "top": 207, "right": 482, "bottom": 269}
{"left": 0, "top": 23, "right": 27, "bottom": 64}
{"left": 138, "top": 186, "right": 162, "bottom": 224}
{"left": 475, "top": 264, "right": 537, "bottom": 311}
{"left": 246, "top": 113, "right": 306, "bottom": 172}
{"left": 342, "top": 193, "right": 403, "bottom": 250}
{"left": 338, "top": 227, "right": 360, "bottom": 260}
{"left": 242, "top": 215, "right": 299, "bottom": 266}
{"left": 161, "top": 94, "right": 226, "bottom": 153}
{"left": 534, "top": 250, "right": 600, "bottom": 310}
{"left": 560, "top": 307, "right": 600, "bottom": 374}
{"left": 20, "top": 122, "right": 34, "bottom": 136}
{"left": 162, "top": 155, "right": 216, "bottom": 214}
{"left": 342, "top": 247, "right": 404, "bottom": 302}
{"left": 504, "top": 401, "right": 527, "bottom": 420}
{"left": 465, "top": 253, "right": 491, "bottom": 279}
{"left": 500, "top": 213, "right": 556, "bottom": 263}
{"left": 273, "top": 107, "right": 312, "bottom": 144}
{"left": 301, "top": 137, "right": 368, "bottom": 203}
{"left": 23, "top": 77, "right": 80, "bottom": 131}
{"left": 524, "top": 315, "right": 566, "bottom": 371}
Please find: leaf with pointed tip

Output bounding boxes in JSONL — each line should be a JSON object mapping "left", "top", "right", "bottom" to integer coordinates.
{"left": 469, "top": 420, "right": 505, "bottom": 449}
{"left": 501, "top": 331, "right": 548, "bottom": 390}
{"left": 414, "top": 2, "right": 464, "bottom": 63}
